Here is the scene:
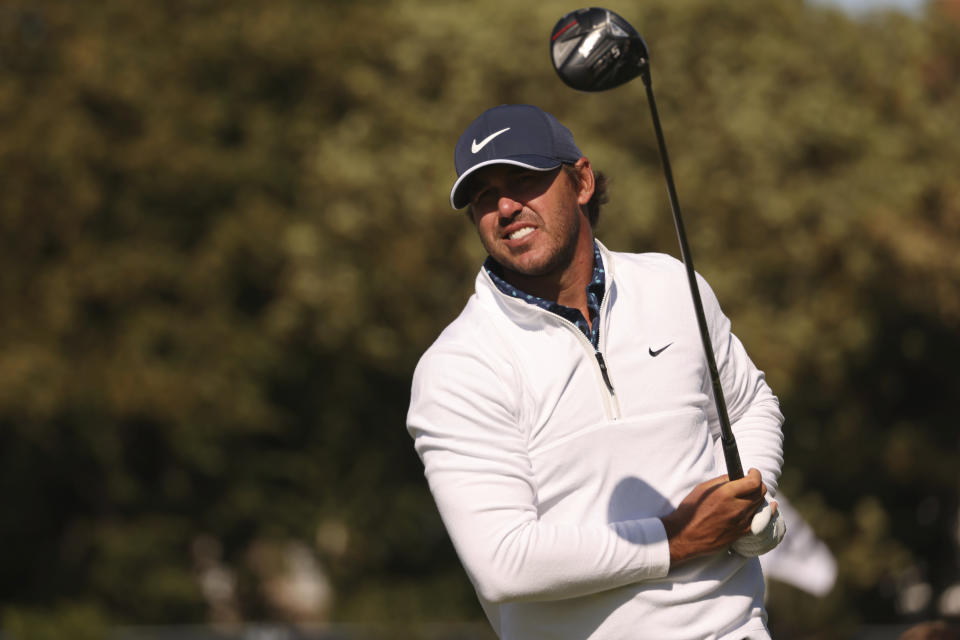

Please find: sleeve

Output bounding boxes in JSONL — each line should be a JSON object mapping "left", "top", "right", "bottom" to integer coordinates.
{"left": 696, "top": 273, "right": 785, "bottom": 496}
{"left": 406, "top": 342, "right": 671, "bottom": 605}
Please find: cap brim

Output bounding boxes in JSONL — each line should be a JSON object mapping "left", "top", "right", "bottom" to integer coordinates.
{"left": 449, "top": 156, "right": 562, "bottom": 210}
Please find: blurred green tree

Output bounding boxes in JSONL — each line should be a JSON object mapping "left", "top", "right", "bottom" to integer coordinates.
{"left": 0, "top": 0, "right": 958, "bottom": 638}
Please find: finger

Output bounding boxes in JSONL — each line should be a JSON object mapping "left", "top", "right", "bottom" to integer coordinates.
{"left": 746, "top": 469, "right": 767, "bottom": 498}
{"left": 702, "top": 474, "right": 731, "bottom": 490}
{"left": 727, "top": 471, "right": 763, "bottom": 497}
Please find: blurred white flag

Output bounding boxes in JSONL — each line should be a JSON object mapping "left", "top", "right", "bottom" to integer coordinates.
{"left": 760, "top": 493, "right": 837, "bottom": 597}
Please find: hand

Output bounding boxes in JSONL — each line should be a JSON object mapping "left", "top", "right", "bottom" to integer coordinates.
{"left": 660, "top": 468, "right": 767, "bottom": 566}
{"left": 731, "top": 497, "right": 786, "bottom": 557}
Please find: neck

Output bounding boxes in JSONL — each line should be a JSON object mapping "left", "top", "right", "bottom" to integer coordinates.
{"left": 499, "top": 233, "right": 597, "bottom": 323}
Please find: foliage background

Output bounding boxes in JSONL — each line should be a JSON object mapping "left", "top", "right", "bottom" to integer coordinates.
{"left": 1, "top": 0, "right": 959, "bottom": 638}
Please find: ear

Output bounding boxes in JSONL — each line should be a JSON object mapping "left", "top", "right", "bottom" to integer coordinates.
{"left": 573, "top": 157, "right": 595, "bottom": 205}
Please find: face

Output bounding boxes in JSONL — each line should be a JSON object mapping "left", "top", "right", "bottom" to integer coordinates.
{"left": 467, "top": 159, "right": 594, "bottom": 281}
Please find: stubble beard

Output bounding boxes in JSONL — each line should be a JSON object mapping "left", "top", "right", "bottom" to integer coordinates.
{"left": 485, "top": 209, "right": 582, "bottom": 280}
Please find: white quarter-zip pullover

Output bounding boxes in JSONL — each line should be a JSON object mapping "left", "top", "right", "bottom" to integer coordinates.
{"left": 407, "top": 242, "right": 784, "bottom": 639}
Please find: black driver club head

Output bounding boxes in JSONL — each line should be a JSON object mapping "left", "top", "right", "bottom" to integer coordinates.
{"left": 550, "top": 7, "right": 649, "bottom": 92}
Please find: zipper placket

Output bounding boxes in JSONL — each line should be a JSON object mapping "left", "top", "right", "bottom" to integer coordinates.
{"left": 595, "top": 281, "right": 622, "bottom": 419}
{"left": 482, "top": 266, "right": 622, "bottom": 420}
{"left": 549, "top": 312, "right": 622, "bottom": 421}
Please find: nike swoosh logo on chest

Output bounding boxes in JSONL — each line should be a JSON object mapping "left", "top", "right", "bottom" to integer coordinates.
{"left": 649, "top": 343, "right": 673, "bottom": 357}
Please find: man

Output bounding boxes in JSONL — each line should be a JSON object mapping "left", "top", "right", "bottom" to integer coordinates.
{"left": 407, "top": 104, "right": 785, "bottom": 639}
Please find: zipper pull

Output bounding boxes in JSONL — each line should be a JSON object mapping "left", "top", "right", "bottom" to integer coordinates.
{"left": 595, "top": 352, "right": 615, "bottom": 394}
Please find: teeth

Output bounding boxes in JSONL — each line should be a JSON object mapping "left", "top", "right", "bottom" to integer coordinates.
{"left": 509, "top": 227, "right": 534, "bottom": 240}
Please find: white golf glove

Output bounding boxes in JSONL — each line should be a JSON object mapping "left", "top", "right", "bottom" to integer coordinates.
{"left": 732, "top": 498, "right": 786, "bottom": 557}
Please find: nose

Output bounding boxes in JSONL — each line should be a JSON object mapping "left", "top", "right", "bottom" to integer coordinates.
{"left": 497, "top": 194, "right": 522, "bottom": 220}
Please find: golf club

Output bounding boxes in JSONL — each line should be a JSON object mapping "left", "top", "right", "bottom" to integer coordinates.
{"left": 550, "top": 7, "right": 744, "bottom": 481}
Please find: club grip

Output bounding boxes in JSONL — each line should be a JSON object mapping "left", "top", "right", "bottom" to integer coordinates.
{"left": 723, "top": 437, "right": 744, "bottom": 480}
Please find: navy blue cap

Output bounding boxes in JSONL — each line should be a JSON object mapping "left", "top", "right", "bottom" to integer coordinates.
{"left": 450, "top": 104, "right": 583, "bottom": 209}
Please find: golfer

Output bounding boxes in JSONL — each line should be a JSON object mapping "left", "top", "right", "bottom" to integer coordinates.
{"left": 407, "top": 104, "right": 785, "bottom": 639}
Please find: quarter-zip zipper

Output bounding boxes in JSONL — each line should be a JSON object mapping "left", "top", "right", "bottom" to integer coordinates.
{"left": 546, "top": 312, "right": 622, "bottom": 420}
{"left": 595, "top": 352, "right": 615, "bottom": 393}
{"left": 594, "top": 274, "right": 622, "bottom": 419}
{"left": 481, "top": 264, "right": 622, "bottom": 419}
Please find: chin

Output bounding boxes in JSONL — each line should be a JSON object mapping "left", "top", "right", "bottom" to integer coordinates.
{"left": 505, "top": 255, "right": 563, "bottom": 278}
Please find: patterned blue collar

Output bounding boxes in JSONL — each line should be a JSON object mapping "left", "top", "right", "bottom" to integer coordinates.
{"left": 483, "top": 242, "right": 606, "bottom": 349}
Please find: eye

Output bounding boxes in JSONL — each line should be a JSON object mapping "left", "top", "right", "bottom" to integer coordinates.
{"left": 471, "top": 187, "right": 497, "bottom": 210}
{"left": 517, "top": 170, "right": 551, "bottom": 191}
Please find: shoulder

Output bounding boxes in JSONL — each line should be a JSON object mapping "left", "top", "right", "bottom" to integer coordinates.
{"left": 604, "top": 249, "right": 690, "bottom": 289}
{"left": 606, "top": 248, "right": 720, "bottom": 289}
{"left": 409, "top": 294, "right": 524, "bottom": 428}
{"left": 608, "top": 250, "right": 684, "bottom": 273}
{"left": 602, "top": 247, "right": 726, "bottom": 319}
{"left": 412, "top": 294, "right": 516, "bottom": 388}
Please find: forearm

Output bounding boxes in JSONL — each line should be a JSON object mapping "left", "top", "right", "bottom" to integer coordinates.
{"left": 420, "top": 446, "right": 671, "bottom": 604}
{"left": 699, "top": 274, "right": 784, "bottom": 491}
{"left": 721, "top": 370, "right": 784, "bottom": 494}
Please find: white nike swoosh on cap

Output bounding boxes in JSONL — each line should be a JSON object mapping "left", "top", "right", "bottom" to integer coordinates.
{"left": 471, "top": 127, "right": 511, "bottom": 154}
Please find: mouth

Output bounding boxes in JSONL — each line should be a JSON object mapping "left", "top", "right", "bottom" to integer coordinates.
{"left": 507, "top": 227, "right": 535, "bottom": 241}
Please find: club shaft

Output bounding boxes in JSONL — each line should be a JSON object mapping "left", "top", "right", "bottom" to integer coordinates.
{"left": 641, "top": 74, "right": 744, "bottom": 480}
